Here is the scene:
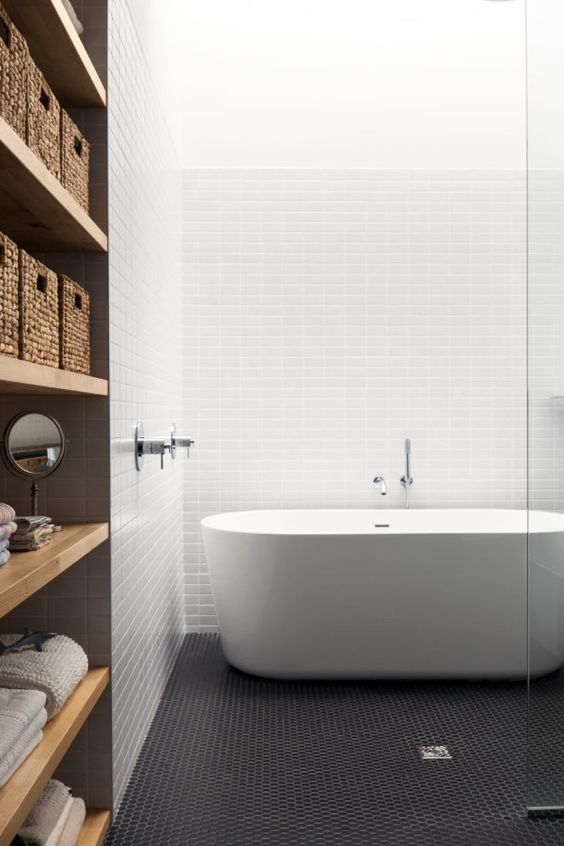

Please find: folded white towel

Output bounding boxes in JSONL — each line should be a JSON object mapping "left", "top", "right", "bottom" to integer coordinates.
{"left": 0, "top": 635, "right": 88, "bottom": 718}
{"left": 45, "top": 795, "right": 74, "bottom": 846}
{"left": 20, "top": 779, "right": 72, "bottom": 846}
{"left": 58, "top": 797, "right": 86, "bottom": 846}
{"left": 0, "top": 696, "right": 47, "bottom": 785}
{"left": 0, "top": 729, "right": 42, "bottom": 787}
{"left": 0, "top": 688, "right": 46, "bottom": 759}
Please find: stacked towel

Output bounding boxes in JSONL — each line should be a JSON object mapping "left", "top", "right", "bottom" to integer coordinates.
{"left": 0, "top": 635, "right": 88, "bottom": 718}
{"left": 0, "top": 503, "right": 16, "bottom": 565}
{"left": 10, "top": 517, "right": 55, "bottom": 552}
{"left": 58, "top": 798, "right": 86, "bottom": 846}
{"left": 20, "top": 779, "right": 73, "bottom": 846}
{"left": 0, "top": 688, "right": 47, "bottom": 787}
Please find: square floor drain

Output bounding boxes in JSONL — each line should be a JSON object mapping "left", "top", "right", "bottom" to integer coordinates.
{"left": 418, "top": 745, "right": 452, "bottom": 761}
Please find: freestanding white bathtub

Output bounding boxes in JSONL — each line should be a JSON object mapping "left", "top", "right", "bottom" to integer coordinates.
{"left": 201, "top": 509, "right": 564, "bottom": 680}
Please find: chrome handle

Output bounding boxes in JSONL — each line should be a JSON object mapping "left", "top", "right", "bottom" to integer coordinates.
{"left": 170, "top": 423, "right": 195, "bottom": 460}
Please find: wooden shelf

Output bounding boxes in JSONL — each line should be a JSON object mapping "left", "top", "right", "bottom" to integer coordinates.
{"left": 77, "top": 810, "right": 111, "bottom": 846}
{"left": 0, "top": 357, "right": 108, "bottom": 397}
{"left": 0, "top": 667, "right": 110, "bottom": 846}
{"left": 3, "top": 0, "right": 106, "bottom": 108}
{"left": 0, "top": 523, "right": 109, "bottom": 619}
{"left": 0, "top": 116, "right": 107, "bottom": 252}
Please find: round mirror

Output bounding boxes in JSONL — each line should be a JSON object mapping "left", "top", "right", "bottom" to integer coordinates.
{"left": 3, "top": 412, "right": 65, "bottom": 478}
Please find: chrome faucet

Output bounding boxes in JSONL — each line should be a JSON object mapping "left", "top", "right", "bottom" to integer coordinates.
{"left": 400, "top": 438, "right": 413, "bottom": 508}
{"left": 373, "top": 476, "right": 387, "bottom": 496}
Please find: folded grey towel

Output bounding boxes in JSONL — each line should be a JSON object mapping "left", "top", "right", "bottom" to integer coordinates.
{"left": 0, "top": 707, "right": 47, "bottom": 785}
{"left": 20, "top": 779, "right": 72, "bottom": 846}
{"left": 0, "top": 729, "right": 43, "bottom": 787}
{"left": 0, "top": 635, "right": 88, "bottom": 718}
{"left": 0, "top": 688, "right": 46, "bottom": 759}
{"left": 58, "top": 797, "right": 86, "bottom": 846}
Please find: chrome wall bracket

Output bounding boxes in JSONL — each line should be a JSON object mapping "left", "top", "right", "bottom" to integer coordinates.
{"left": 135, "top": 421, "right": 144, "bottom": 471}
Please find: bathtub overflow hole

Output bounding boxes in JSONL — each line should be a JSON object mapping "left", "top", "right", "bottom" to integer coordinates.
{"left": 374, "top": 524, "right": 390, "bottom": 528}
{"left": 418, "top": 745, "right": 453, "bottom": 761}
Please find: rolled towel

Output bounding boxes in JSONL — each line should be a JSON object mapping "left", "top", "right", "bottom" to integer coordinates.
{"left": 0, "top": 550, "right": 10, "bottom": 566}
{"left": 58, "top": 797, "right": 86, "bottom": 846}
{"left": 0, "top": 504, "right": 15, "bottom": 524}
{"left": 0, "top": 728, "right": 43, "bottom": 787}
{"left": 0, "top": 538, "right": 9, "bottom": 552}
{"left": 0, "top": 522, "right": 16, "bottom": 540}
{"left": 0, "top": 708, "right": 46, "bottom": 786}
{"left": 20, "top": 780, "right": 72, "bottom": 846}
{"left": 0, "top": 635, "right": 88, "bottom": 718}
{"left": 0, "top": 688, "right": 46, "bottom": 760}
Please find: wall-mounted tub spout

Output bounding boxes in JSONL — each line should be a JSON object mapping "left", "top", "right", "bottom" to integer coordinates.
{"left": 373, "top": 476, "right": 387, "bottom": 496}
{"left": 400, "top": 438, "right": 413, "bottom": 508}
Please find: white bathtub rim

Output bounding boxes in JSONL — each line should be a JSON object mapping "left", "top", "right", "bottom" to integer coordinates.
{"left": 201, "top": 508, "right": 564, "bottom": 537}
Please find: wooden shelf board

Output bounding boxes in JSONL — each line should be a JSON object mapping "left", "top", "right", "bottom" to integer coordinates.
{"left": 0, "top": 357, "right": 108, "bottom": 397}
{"left": 0, "top": 523, "right": 109, "bottom": 619}
{"left": 3, "top": 0, "right": 106, "bottom": 107}
{"left": 0, "top": 667, "right": 110, "bottom": 846}
{"left": 0, "top": 117, "right": 107, "bottom": 252}
{"left": 77, "top": 810, "right": 111, "bottom": 846}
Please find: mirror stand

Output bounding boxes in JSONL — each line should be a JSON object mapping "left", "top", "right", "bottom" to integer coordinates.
{"left": 31, "top": 481, "right": 39, "bottom": 517}
{"left": 2, "top": 412, "right": 66, "bottom": 519}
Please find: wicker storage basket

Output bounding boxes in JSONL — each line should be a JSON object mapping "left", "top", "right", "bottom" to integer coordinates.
{"left": 0, "top": 3, "right": 28, "bottom": 140}
{"left": 27, "top": 60, "right": 61, "bottom": 179}
{"left": 0, "top": 231, "right": 19, "bottom": 357}
{"left": 59, "top": 274, "right": 90, "bottom": 374}
{"left": 61, "top": 111, "right": 90, "bottom": 211}
{"left": 19, "top": 250, "right": 59, "bottom": 367}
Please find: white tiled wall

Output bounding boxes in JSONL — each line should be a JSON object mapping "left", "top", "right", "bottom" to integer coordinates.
{"left": 529, "top": 172, "right": 564, "bottom": 514}
{"left": 108, "top": 0, "right": 184, "bottom": 809}
{"left": 183, "top": 169, "right": 528, "bottom": 630}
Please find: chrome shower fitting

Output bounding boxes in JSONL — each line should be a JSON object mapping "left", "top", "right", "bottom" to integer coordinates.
{"left": 373, "top": 476, "right": 387, "bottom": 496}
{"left": 169, "top": 423, "right": 195, "bottom": 460}
{"left": 400, "top": 438, "right": 413, "bottom": 508}
{"left": 135, "top": 422, "right": 195, "bottom": 471}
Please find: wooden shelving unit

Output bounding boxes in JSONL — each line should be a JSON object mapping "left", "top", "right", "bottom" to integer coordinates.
{"left": 0, "top": 357, "right": 108, "bottom": 397}
{"left": 77, "top": 810, "right": 112, "bottom": 846}
{"left": 0, "top": 117, "right": 107, "bottom": 252}
{"left": 0, "top": 523, "right": 109, "bottom": 618}
{"left": 0, "top": 667, "right": 110, "bottom": 846}
{"left": 2, "top": 0, "right": 106, "bottom": 108}
{"left": 0, "top": 1, "right": 113, "bottom": 838}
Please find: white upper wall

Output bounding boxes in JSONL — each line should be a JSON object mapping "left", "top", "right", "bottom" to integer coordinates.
{"left": 180, "top": 0, "right": 526, "bottom": 169}
{"left": 126, "top": 0, "right": 184, "bottom": 148}
{"left": 527, "top": 0, "right": 564, "bottom": 170}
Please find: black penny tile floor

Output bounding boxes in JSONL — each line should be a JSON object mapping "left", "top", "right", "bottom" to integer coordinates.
{"left": 105, "top": 634, "right": 564, "bottom": 845}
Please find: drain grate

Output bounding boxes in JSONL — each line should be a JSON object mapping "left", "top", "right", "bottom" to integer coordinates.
{"left": 418, "top": 745, "right": 453, "bottom": 761}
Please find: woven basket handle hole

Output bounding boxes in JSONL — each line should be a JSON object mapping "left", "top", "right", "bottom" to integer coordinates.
{"left": 0, "top": 18, "right": 10, "bottom": 48}
{"left": 73, "top": 136, "right": 83, "bottom": 157}
{"left": 39, "top": 88, "right": 50, "bottom": 111}
{"left": 36, "top": 275, "right": 48, "bottom": 294}
{"left": 74, "top": 293, "right": 83, "bottom": 310}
